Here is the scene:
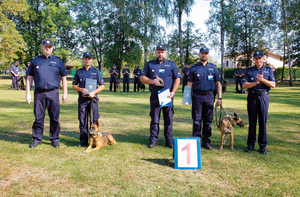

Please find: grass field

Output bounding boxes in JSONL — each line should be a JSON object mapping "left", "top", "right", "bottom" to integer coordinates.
{"left": 0, "top": 78, "right": 299, "bottom": 196}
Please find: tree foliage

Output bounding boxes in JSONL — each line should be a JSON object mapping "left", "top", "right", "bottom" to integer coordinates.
{"left": 0, "top": 0, "right": 28, "bottom": 68}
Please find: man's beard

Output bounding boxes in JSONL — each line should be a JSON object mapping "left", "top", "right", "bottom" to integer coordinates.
{"left": 157, "top": 57, "right": 165, "bottom": 62}
{"left": 200, "top": 57, "right": 208, "bottom": 62}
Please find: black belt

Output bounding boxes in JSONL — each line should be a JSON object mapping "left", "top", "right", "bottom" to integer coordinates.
{"left": 249, "top": 91, "right": 268, "bottom": 96}
{"left": 193, "top": 90, "right": 214, "bottom": 95}
{"left": 36, "top": 88, "right": 56, "bottom": 92}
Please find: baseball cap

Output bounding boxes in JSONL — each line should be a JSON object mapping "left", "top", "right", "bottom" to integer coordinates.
{"left": 113, "top": 64, "right": 116, "bottom": 67}
{"left": 137, "top": 66, "right": 140, "bottom": 69}
{"left": 41, "top": 39, "right": 54, "bottom": 46}
{"left": 156, "top": 45, "right": 166, "bottom": 51}
{"left": 199, "top": 47, "right": 209, "bottom": 53}
{"left": 83, "top": 52, "right": 93, "bottom": 58}
{"left": 125, "top": 64, "right": 128, "bottom": 67}
{"left": 15, "top": 62, "right": 19, "bottom": 65}
{"left": 253, "top": 51, "right": 264, "bottom": 58}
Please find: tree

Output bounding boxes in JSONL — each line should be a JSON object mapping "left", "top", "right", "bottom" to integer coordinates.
{"left": 0, "top": 0, "right": 28, "bottom": 68}
{"left": 206, "top": 0, "right": 278, "bottom": 68}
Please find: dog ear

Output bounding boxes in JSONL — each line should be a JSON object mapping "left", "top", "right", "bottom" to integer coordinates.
{"left": 234, "top": 112, "right": 238, "bottom": 118}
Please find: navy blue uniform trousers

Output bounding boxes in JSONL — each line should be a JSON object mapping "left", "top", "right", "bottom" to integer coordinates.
{"left": 123, "top": 77, "right": 129, "bottom": 92}
{"left": 235, "top": 77, "right": 244, "bottom": 93}
{"left": 182, "top": 77, "right": 187, "bottom": 92}
{"left": 12, "top": 75, "right": 19, "bottom": 89}
{"left": 78, "top": 97, "right": 99, "bottom": 144}
{"left": 110, "top": 77, "right": 117, "bottom": 92}
{"left": 149, "top": 93, "right": 174, "bottom": 144}
{"left": 192, "top": 93, "right": 214, "bottom": 145}
{"left": 134, "top": 77, "right": 139, "bottom": 92}
{"left": 32, "top": 89, "right": 60, "bottom": 143}
{"left": 247, "top": 92, "right": 269, "bottom": 148}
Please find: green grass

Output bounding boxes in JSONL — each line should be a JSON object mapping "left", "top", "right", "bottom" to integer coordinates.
{"left": 0, "top": 79, "right": 299, "bottom": 196}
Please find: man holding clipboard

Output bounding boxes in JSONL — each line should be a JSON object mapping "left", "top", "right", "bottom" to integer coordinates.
{"left": 141, "top": 45, "right": 181, "bottom": 149}
{"left": 72, "top": 52, "right": 105, "bottom": 147}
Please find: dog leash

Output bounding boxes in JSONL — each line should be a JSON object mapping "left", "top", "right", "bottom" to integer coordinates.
{"left": 214, "top": 103, "right": 230, "bottom": 128}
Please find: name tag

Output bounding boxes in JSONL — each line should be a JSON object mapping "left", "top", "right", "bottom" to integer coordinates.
{"left": 159, "top": 69, "right": 165, "bottom": 74}
{"left": 208, "top": 75, "right": 213, "bottom": 80}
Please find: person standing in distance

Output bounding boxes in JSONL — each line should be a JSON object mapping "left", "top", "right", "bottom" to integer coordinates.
{"left": 184, "top": 47, "right": 222, "bottom": 150}
{"left": 26, "top": 39, "right": 68, "bottom": 148}
{"left": 243, "top": 51, "right": 276, "bottom": 154}
{"left": 133, "top": 65, "right": 141, "bottom": 92}
{"left": 122, "top": 64, "right": 130, "bottom": 92}
{"left": 72, "top": 52, "right": 105, "bottom": 147}
{"left": 182, "top": 63, "right": 190, "bottom": 92}
{"left": 109, "top": 64, "right": 119, "bottom": 92}
{"left": 140, "top": 45, "right": 181, "bottom": 149}
{"left": 10, "top": 62, "right": 20, "bottom": 90}
{"left": 234, "top": 63, "right": 245, "bottom": 93}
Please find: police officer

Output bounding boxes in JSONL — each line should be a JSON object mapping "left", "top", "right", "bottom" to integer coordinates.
{"left": 10, "top": 62, "right": 20, "bottom": 90}
{"left": 122, "top": 64, "right": 130, "bottom": 92}
{"left": 234, "top": 63, "right": 244, "bottom": 93}
{"left": 182, "top": 63, "right": 190, "bottom": 92}
{"left": 109, "top": 64, "right": 119, "bottom": 92}
{"left": 26, "top": 39, "right": 68, "bottom": 148}
{"left": 243, "top": 51, "right": 276, "bottom": 154}
{"left": 72, "top": 52, "right": 105, "bottom": 147}
{"left": 185, "top": 47, "right": 222, "bottom": 150}
{"left": 141, "top": 45, "right": 181, "bottom": 149}
{"left": 25, "top": 62, "right": 33, "bottom": 91}
{"left": 133, "top": 65, "right": 141, "bottom": 92}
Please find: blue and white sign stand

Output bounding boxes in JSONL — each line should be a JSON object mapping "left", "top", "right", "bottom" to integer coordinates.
{"left": 174, "top": 137, "right": 201, "bottom": 170}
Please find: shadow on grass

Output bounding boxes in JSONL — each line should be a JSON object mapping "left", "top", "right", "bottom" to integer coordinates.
{"left": 142, "top": 158, "right": 174, "bottom": 168}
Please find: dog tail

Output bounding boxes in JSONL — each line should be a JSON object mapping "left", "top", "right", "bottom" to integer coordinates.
{"left": 107, "top": 134, "right": 117, "bottom": 145}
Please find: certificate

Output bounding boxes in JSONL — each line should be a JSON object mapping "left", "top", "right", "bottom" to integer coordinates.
{"left": 85, "top": 78, "right": 97, "bottom": 93}
{"left": 158, "top": 88, "right": 172, "bottom": 107}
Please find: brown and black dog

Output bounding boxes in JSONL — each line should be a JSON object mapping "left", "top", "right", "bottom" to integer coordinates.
{"left": 219, "top": 113, "right": 244, "bottom": 150}
{"left": 83, "top": 120, "right": 116, "bottom": 153}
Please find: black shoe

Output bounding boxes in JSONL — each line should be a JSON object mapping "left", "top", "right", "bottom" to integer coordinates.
{"left": 52, "top": 142, "right": 60, "bottom": 148}
{"left": 166, "top": 143, "right": 174, "bottom": 149}
{"left": 203, "top": 144, "right": 212, "bottom": 150}
{"left": 78, "top": 143, "right": 88, "bottom": 147}
{"left": 259, "top": 147, "right": 267, "bottom": 154}
{"left": 29, "top": 141, "right": 41, "bottom": 148}
{"left": 148, "top": 142, "right": 157, "bottom": 148}
{"left": 245, "top": 146, "right": 254, "bottom": 152}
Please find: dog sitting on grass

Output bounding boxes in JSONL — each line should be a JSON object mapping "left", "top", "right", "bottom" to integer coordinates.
{"left": 83, "top": 120, "right": 116, "bottom": 153}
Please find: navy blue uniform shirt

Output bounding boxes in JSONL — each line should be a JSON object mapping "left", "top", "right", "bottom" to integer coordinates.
{"left": 142, "top": 59, "right": 181, "bottom": 93}
{"left": 182, "top": 67, "right": 191, "bottom": 78}
{"left": 10, "top": 65, "right": 20, "bottom": 74}
{"left": 109, "top": 68, "right": 119, "bottom": 78}
{"left": 122, "top": 68, "right": 130, "bottom": 77}
{"left": 133, "top": 68, "right": 141, "bottom": 77}
{"left": 72, "top": 66, "right": 104, "bottom": 96}
{"left": 28, "top": 54, "right": 68, "bottom": 90}
{"left": 234, "top": 68, "right": 244, "bottom": 77}
{"left": 188, "top": 62, "right": 221, "bottom": 91}
{"left": 243, "top": 65, "right": 275, "bottom": 92}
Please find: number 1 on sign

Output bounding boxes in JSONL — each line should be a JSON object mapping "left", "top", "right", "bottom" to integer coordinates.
{"left": 181, "top": 143, "right": 191, "bottom": 164}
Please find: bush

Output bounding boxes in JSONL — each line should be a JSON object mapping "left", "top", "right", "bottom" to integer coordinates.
{"left": 274, "top": 67, "right": 300, "bottom": 80}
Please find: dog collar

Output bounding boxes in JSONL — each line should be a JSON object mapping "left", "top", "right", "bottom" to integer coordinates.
{"left": 93, "top": 130, "right": 102, "bottom": 136}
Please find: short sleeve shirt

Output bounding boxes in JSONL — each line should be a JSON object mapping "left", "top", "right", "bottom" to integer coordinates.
{"left": 122, "top": 68, "right": 130, "bottom": 77}
{"left": 188, "top": 62, "right": 221, "bottom": 92}
{"left": 109, "top": 69, "right": 119, "bottom": 78}
{"left": 243, "top": 65, "right": 275, "bottom": 91}
{"left": 141, "top": 59, "right": 181, "bottom": 93}
{"left": 28, "top": 54, "right": 68, "bottom": 90}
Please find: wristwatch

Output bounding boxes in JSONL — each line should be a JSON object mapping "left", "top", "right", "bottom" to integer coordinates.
{"left": 218, "top": 98, "right": 222, "bottom": 100}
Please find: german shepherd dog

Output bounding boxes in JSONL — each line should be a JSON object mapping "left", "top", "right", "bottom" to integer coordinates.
{"left": 138, "top": 81, "right": 145, "bottom": 92}
{"left": 18, "top": 77, "right": 25, "bottom": 90}
{"left": 219, "top": 113, "right": 244, "bottom": 150}
{"left": 83, "top": 120, "right": 117, "bottom": 153}
{"left": 116, "top": 80, "right": 120, "bottom": 92}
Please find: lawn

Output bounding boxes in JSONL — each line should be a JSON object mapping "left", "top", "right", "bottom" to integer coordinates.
{"left": 0, "top": 78, "right": 299, "bottom": 196}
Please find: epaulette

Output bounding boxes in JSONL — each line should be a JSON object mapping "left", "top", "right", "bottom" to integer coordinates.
{"left": 265, "top": 66, "right": 271, "bottom": 69}
{"left": 246, "top": 66, "right": 254, "bottom": 70}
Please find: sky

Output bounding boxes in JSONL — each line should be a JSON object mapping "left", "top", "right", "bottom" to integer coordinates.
{"left": 182, "top": 0, "right": 220, "bottom": 62}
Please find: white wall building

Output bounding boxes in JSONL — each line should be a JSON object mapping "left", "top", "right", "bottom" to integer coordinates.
{"left": 224, "top": 49, "right": 287, "bottom": 69}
